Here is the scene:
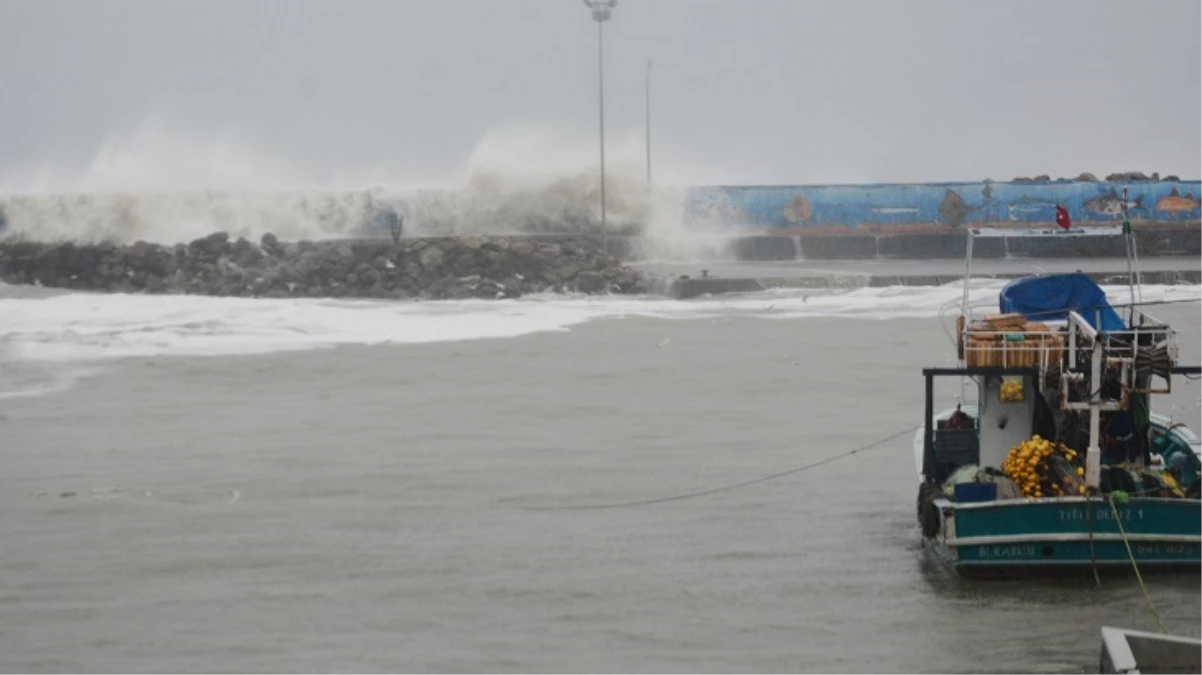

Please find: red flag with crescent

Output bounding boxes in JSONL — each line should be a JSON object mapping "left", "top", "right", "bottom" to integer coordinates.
{"left": 1055, "top": 204, "right": 1072, "bottom": 230}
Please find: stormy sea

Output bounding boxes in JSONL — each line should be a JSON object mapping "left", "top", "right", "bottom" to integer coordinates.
{"left": 2, "top": 274, "right": 1199, "bottom": 673}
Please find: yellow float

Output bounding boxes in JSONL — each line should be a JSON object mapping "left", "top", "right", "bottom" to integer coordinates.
{"left": 1001, "top": 435, "right": 1083, "bottom": 498}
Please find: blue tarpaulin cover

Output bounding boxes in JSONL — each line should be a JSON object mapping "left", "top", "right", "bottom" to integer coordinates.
{"left": 998, "top": 273, "right": 1126, "bottom": 332}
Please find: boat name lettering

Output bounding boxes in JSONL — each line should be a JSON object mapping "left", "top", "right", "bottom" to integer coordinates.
{"left": 1058, "top": 507, "right": 1144, "bottom": 522}
{"left": 976, "top": 544, "right": 1036, "bottom": 559}
{"left": 1134, "top": 543, "right": 1193, "bottom": 556}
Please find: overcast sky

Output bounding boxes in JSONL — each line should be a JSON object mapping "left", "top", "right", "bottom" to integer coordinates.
{"left": 1, "top": 0, "right": 1199, "bottom": 190}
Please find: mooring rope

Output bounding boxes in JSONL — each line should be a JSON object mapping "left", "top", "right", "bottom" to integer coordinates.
{"left": 523, "top": 426, "right": 919, "bottom": 511}
{"left": 1108, "top": 492, "right": 1168, "bottom": 634}
{"left": 1086, "top": 491, "right": 1101, "bottom": 587}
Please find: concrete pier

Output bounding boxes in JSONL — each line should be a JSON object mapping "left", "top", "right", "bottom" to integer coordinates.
{"left": 604, "top": 226, "right": 1200, "bottom": 262}
{"left": 636, "top": 257, "right": 1201, "bottom": 299}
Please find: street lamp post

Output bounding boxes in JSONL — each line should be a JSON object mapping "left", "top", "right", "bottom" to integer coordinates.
{"left": 583, "top": 0, "right": 616, "bottom": 253}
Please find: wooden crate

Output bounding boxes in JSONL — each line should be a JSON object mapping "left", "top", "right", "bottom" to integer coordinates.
{"left": 964, "top": 336, "right": 1065, "bottom": 368}
{"left": 984, "top": 313, "right": 1028, "bottom": 330}
{"left": 965, "top": 339, "right": 995, "bottom": 367}
{"left": 963, "top": 310, "right": 1068, "bottom": 368}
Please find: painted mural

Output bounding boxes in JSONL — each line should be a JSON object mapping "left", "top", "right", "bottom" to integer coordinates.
{"left": 682, "top": 180, "right": 1202, "bottom": 233}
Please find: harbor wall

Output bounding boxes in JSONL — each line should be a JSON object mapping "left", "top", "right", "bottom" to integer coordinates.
{"left": 682, "top": 179, "right": 1202, "bottom": 232}
{"left": 606, "top": 226, "right": 1200, "bottom": 261}
{"left": 666, "top": 269, "right": 1202, "bottom": 300}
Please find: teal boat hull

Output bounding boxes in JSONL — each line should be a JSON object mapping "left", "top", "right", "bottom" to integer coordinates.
{"left": 926, "top": 496, "right": 1201, "bottom": 578}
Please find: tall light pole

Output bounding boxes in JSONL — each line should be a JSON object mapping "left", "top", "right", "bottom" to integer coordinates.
{"left": 645, "top": 59, "right": 652, "bottom": 195}
{"left": 583, "top": 0, "right": 616, "bottom": 252}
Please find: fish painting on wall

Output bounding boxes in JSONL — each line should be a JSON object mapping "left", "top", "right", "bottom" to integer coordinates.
{"left": 938, "top": 187, "right": 1015, "bottom": 227}
{"left": 783, "top": 195, "right": 812, "bottom": 223}
{"left": 1155, "top": 188, "right": 1201, "bottom": 218}
{"left": 1083, "top": 189, "right": 1145, "bottom": 217}
{"left": 939, "top": 190, "right": 973, "bottom": 227}
{"left": 1006, "top": 195, "right": 1058, "bottom": 222}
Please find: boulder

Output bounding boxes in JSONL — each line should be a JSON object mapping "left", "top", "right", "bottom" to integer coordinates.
{"left": 0, "top": 233, "right": 648, "bottom": 301}
{"left": 260, "top": 232, "right": 281, "bottom": 253}
{"left": 419, "top": 246, "right": 444, "bottom": 270}
{"left": 575, "top": 271, "right": 605, "bottom": 293}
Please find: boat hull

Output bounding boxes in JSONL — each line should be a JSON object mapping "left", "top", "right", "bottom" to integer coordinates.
{"left": 924, "top": 496, "right": 1202, "bottom": 578}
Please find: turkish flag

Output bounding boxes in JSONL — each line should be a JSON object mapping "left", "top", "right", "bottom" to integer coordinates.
{"left": 1055, "top": 204, "right": 1072, "bottom": 230}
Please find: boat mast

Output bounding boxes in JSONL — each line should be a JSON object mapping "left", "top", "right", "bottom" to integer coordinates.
{"left": 1065, "top": 311, "right": 1107, "bottom": 489}
{"left": 959, "top": 229, "right": 975, "bottom": 401}
{"left": 1086, "top": 337, "right": 1103, "bottom": 488}
{"left": 1122, "top": 188, "right": 1134, "bottom": 313}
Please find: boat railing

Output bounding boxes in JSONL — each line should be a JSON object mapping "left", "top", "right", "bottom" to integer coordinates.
{"left": 957, "top": 310, "right": 1068, "bottom": 372}
{"left": 1064, "top": 309, "right": 1179, "bottom": 395}
{"left": 961, "top": 326, "right": 1066, "bottom": 371}
{"left": 957, "top": 307, "right": 1179, "bottom": 395}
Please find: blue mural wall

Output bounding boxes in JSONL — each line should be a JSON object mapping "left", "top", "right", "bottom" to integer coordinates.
{"left": 682, "top": 180, "right": 1202, "bottom": 231}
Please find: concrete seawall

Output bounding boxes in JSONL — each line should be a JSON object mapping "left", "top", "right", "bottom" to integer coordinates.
{"left": 604, "top": 225, "right": 1200, "bottom": 262}
{"left": 637, "top": 258, "right": 1201, "bottom": 299}
{"left": 663, "top": 270, "right": 1201, "bottom": 299}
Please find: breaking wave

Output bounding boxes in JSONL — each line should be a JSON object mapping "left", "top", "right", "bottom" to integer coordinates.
{"left": 0, "top": 122, "right": 736, "bottom": 259}
{"left": 1, "top": 280, "right": 1196, "bottom": 364}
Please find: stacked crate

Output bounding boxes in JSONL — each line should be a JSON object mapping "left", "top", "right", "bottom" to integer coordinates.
{"left": 961, "top": 313, "right": 1066, "bottom": 368}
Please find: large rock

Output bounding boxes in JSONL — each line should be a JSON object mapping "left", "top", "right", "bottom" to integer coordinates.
{"left": 419, "top": 245, "right": 444, "bottom": 270}
{"left": 0, "top": 233, "right": 649, "bottom": 301}
{"left": 1105, "top": 171, "right": 1151, "bottom": 182}
{"left": 575, "top": 270, "right": 605, "bottom": 293}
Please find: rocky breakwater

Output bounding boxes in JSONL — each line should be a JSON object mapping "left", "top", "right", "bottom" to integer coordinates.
{"left": 0, "top": 232, "right": 651, "bottom": 300}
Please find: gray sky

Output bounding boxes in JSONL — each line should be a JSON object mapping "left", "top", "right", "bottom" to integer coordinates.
{"left": 1, "top": 0, "right": 1199, "bottom": 190}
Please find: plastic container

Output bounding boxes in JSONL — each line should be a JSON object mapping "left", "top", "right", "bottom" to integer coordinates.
{"left": 954, "top": 482, "right": 998, "bottom": 503}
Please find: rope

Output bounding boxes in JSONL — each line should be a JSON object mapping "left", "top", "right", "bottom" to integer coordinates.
{"left": 1086, "top": 492, "right": 1101, "bottom": 587}
{"left": 1108, "top": 493, "right": 1168, "bottom": 634}
{"left": 524, "top": 426, "right": 919, "bottom": 511}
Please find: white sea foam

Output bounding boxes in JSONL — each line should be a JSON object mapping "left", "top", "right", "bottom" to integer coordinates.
{"left": 0, "top": 364, "right": 103, "bottom": 400}
{"left": 0, "top": 122, "right": 737, "bottom": 260}
{"left": 1, "top": 281, "right": 1197, "bottom": 364}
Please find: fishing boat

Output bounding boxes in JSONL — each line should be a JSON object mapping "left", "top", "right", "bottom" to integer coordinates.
{"left": 914, "top": 225, "right": 1201, "bottom": 578}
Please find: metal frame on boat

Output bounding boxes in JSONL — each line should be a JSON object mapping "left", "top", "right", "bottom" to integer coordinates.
{"left": 915, "top": 224, "right": 1201, "bottom": 578}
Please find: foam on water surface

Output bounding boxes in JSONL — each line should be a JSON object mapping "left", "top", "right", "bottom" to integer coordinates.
{"left": 0, "top": 363, "right": 103, "bottom": 400}
{"left": 1, "top": 281, "right": 1197, "bottom": 366}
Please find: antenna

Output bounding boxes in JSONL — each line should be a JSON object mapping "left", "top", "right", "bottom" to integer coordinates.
{"left": 1121, "top": 186, "right": 1138, "bottom": 307}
